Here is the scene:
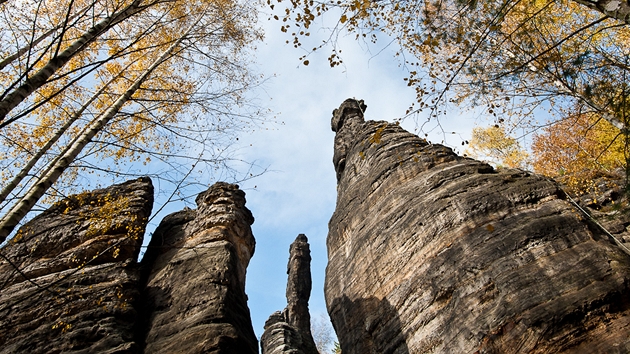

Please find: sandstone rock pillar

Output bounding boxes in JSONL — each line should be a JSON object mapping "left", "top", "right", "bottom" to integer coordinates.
{"left": 140, "top": 182, "right": 258, "bottom": 354}
{"left": 325, "top": 98, "right": 630, "bottom": 353}
{"left": 0, "top": 177, "right": 154, "bottom": 354}
{"left": 261, "top": 234, "right": 318, "bottom": 354}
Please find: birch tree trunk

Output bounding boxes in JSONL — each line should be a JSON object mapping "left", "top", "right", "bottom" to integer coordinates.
{"left": 0, "top": 0, "right": 149, "bottom": 124}
{"left": 573, "top": 0, "right": 630, "bottom": 24}
{"left": 0, "top": 1, "right": 93, "bottom": 71}
{"left": 0, "top": 11, "right": 203, "bottom": 243}
{"left": 0, "top": 65, "right": 133, "bottom": 205}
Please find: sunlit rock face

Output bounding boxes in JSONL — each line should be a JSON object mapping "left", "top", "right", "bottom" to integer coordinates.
{"left": 326, "top": 98, "right": 630, "bottom": 353}
{"left": 0, "top": 177, "right": 154, "bottom": 354}
{"left": 140, "top": 182, "right": 258, "bottom": 354}
{"left": 261, "top": 234, "right": 318, "bottom": 354}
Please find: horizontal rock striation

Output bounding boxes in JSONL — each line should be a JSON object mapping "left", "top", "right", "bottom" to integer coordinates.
{"left": 140, "top": 182, "right": 258, "bottom": 354}
{"left": 261, "top": 234, "right": 318, "bottom": 354}
{"left": 261, "top": 311, "right": 306, "bottom": 354}
{"left": 0, "top": 177, "right": 153, "bottom": 354}
{"left": 0, "top": 179, "right": 260, "bottom": 354}
{"left": 325, "top": 98, "right": 630, "bottom": 353}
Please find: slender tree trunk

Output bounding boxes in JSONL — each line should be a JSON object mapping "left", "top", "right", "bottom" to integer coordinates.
{"left": 1, "top": 25, "right": 59, "bottom": 71}
{"left": 0, "top": 12, "right": 202, "bottom": 243}
{"left": 0, "top": 65, "right": 134, "bottom": 205}
{"left": 0, "top": 0, "right": 149, "bottom": 124}
{"left": 0, "top": 1, "right": 97, "bottom": 71}
{"left": 572, "top": 0, "right": 630, "bottom": 24}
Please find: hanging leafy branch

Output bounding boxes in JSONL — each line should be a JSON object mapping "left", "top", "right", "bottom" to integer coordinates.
{"left": 273, "top": 0, "right": 627, "bottom": 125}
{"left": 273, "top": 0, "right": 629, "bottom": 191}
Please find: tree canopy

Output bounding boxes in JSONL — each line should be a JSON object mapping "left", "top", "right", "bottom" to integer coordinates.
{"left": 271, "top": 0, "right": 629, "bottom": 192}
{"left": 0, "top": 0, "right": 264, "bottom": 242}
{"left": 532, "top": 111, "right": 625, "bottom": 194}
{"left": 465, "top": 125, "right": 529, "bottom": 169}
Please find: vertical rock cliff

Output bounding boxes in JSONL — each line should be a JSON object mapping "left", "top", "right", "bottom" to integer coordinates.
{"left": 326, "top": 98, "right": 630, "bottom": 353}
{"left": 261, "top": 234, "right": 319, "bottom": 354}
{"left": 0, "top": 177, "right": 154, "bottom": 354}
{"left": 0, "top": 179, "right": 260, "bottom": 354}
{"left": 140, "top": 182, "right": 258, "bottom": 354}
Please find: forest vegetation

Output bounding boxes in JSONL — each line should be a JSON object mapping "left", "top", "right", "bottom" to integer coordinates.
{"left": 2, "top": 0, "right": 628, "bottom": 239}
{"left": 0, "top": 0, "right": 264, "bottom": 243}
{"left": 270, "top": 0, "right": 630, "bottom": 195}
{"left": 1, "top": 1, "right": 630, "bottom": 352}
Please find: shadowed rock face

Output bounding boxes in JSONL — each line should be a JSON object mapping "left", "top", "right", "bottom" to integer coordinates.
{"left": 0, "top": 177, "right": 154, "bottom": 354}
{"left": 261, "top": 234, "right": 318, "bottom": 354}
{"left": 140, "top": 182, "right": 258, "bottom": 354}
{"left": 326, "top": 98, "right": 630, "bottom": 353}
{"left": 0, "top": 180, "right": 260, "bottom": 354}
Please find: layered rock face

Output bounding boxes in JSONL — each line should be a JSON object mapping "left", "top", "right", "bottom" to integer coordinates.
{"left": 0, "top": 177, "right": 154, "bottom": 354}
{"left": 261, "top": 234, "right": 318, "bottom": 354}
{"left": 0, "top": 180, "right": 259, "bottom": 354}
{"left": 140, "top": 182, "right": 258, "bottom": 354}
{"left": 568, "top": 172, "right": 630, "bottom": 250}
{"left": 326, "top": 99, "right": 630, "bottom": 353}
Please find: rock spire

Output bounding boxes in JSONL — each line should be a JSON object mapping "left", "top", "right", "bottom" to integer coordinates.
{"left": 325, "top": 98, "right": 630, "bottom": 353}
{"left": 0, "top": 177, "right": 154, "bottom": 353}
{"left": 0, "top": 179, "right": 259, "bottom": 354}
{"left": 140, "top": 182, "right": 258, "bottom": 353}
{"left": 261, "top": 234, "right": 319, "bottom": 354}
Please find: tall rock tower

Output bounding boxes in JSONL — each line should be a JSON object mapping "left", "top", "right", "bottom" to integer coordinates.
{"left": 0, "top": 179, "right": 259, "bottom": 353}
{"left": 261, "top": 234, "right": 319, "bottom": 354}
{"left": 140, "top": 182, "right": 258, "bottom": 353}
{"left": 325, "top": 98, "right": 630, "bottom": 353}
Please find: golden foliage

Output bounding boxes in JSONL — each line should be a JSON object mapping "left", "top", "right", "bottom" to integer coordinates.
{"left": 273, "top": 0, "right": 630, "bottom": 168}
{"left": 0, "top": 0, "right": 263, "bottom": 216}
{"left": 276, "top": 0, "right": 628, "bottom": 112}
{"left": 532, "top": 113, "right": 626, "bottom": 194}
{"left": 466, "top": 125, "right": 529, "bottom": 169}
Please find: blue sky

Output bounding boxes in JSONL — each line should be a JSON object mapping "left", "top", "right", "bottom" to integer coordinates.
{"left": 233, "top": 5, "right": 480, "bottom": 346}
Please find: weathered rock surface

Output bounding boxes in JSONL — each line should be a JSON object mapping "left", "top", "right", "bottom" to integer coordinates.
{"left": 566, "top": 171, "right": 630, "bottom": 252}
{"left": 139, "top": 182, "right": 258, "bottom": 354}
{"left": 0, "top": 180, "right": 260, "bottom": 354}
{"left": 261, "top": 311, "right": 306, "bottom": 354}
{"left": 0, "top": 177, "right": 154, "bottom": 354}
{"left": 261, "top": 234, "right": 318, "bottom": 354}
{"left": 326, "top": 98, "right": 630, "bottom": 353}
